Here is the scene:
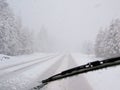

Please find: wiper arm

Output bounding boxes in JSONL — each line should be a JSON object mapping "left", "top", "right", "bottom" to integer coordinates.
{"left": 32, "top": 57, "right": 120, "bottom": 90}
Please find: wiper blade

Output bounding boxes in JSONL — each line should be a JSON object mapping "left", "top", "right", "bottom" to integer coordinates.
{"left": 32, "top": 57, "right": 120, "bottom": 89}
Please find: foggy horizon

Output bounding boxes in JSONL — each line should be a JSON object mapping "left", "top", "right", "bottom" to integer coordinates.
{"left": 7, "top": 0, "right": 120, "bottom": 52}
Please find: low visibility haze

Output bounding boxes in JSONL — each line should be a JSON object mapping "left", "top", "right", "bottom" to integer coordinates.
{"left": 7, "top": 0, "right": 120, "bottom": 52}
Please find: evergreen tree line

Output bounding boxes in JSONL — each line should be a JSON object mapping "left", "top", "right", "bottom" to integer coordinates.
{"left": 0, "top": 0, "right": 49, "bottom": 56}
{"left": 95, "top": 19, "right": 120, "bottom": 58}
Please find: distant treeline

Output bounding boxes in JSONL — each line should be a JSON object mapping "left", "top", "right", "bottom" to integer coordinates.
{"left": 95, "top": 19, "right": 120, "bottom": 58}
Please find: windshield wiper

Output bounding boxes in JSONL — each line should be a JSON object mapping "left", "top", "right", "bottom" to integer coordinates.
{"left": 32, "top": 57, "right": 120, "bottom": 90}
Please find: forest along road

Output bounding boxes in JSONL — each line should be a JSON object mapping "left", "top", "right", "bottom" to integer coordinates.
{"left": 41, "top": 54, "right": 93, "bottom": 90}
{"left": 0, "top": 54, "right": 58, "bottom": 77}
{"left": 0, "top": 54, "right": 65, "bottom": 90}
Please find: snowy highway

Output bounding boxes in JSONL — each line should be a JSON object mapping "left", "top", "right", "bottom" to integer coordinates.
{"left": 0, "top": 53, "right": 93, "bottom": 90}
{"left": 0, "top": 54, "right": 59, "bottom": 77}
{"left": 0, "top": 54, "right": 64, "bottom": 90}
{"left": 0, "top": 53, "right": 120, "bottom": 90}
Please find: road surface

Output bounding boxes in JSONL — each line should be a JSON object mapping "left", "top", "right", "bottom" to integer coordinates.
{"left": 35, "top": 54, "right": 93, "bottom": 90}
{"left": 0, "top": 54, "right": 63, "bottom": 90}
{"left": 0, "top": 54, "right": 93, "bottom": 90}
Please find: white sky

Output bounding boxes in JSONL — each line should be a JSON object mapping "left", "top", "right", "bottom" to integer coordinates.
{"left": 7, "top": 0, "right": 120, "bottom": 52}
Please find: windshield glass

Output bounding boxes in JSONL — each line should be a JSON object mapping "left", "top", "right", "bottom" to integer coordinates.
{"left": 0, "top": 0, "right": 120, "bottom": 90}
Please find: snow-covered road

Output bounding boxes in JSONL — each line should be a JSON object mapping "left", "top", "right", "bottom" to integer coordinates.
{"left": 0, "top": 53, "right": 64, "bottom": 90}
{"left": 0, "top": 54, "right": 59, "bottom": 77}
{"left": 35, "top": 54, "right": 120, "bottom": 90}
{"left": 41, "top": 54, "right": 92, "bottom": 90}
{"left": 0, "top": 53, "right": 120, "bottom": 90}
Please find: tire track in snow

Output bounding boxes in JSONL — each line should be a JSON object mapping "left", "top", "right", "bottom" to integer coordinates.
{"left": 41, "top": 54, "right": 71, "bottom": 90}
{"left": 41, "top": 54, "right": 93, "bottom": 90}
{"left": 30, "top": 55, "right": 66, "bottom": 90}
{"left": 67, "top": 55, "right": 93, "bottom": 90}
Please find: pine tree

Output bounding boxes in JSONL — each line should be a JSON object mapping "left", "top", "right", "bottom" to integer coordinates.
{"left": 95, "top": 19, "right": 120, "bottom": 58}
{"left": 0, "top": 0, "right": 34, "bottom": 55}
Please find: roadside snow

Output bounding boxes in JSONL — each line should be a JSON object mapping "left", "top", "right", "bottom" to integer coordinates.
{"left": 0, "top": 53, "right": 62, "bottom": 90}
{"left": 0, "top": 53, "right": 50, "bottom": 69}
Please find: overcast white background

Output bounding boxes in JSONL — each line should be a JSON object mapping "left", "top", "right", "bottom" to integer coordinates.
{"left": 7, "top": 0, "right": 120, "bottom": 52}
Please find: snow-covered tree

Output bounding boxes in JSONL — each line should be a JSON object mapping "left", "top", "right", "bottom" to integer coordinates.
{"left": 0, "top": 0, "right": 19, "bottom": 55}
{"left": 17, "top": 27, "right": 34, "bottom": 54}
{"left": 0, "top": 0, "right": 34, "bottom": 55}
{"left": 95, "top": 19, "right": 120, "bottom": 58}
{"left": 95, "top": 29, "right": 106, "bottom": 57}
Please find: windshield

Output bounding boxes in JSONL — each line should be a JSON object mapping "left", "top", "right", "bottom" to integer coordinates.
{"left": 0, "top": 0, "right": 120, "bottom": 90}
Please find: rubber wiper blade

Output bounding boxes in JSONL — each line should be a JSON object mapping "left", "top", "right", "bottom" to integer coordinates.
{"left": 42, "top": 57, "right": 120, "bottom": 83}
{"left": 31, "top": 82, "right": 48, "bottom": 90}
{"left": 33, "top": 57, "right": 120, "bottom": 89}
